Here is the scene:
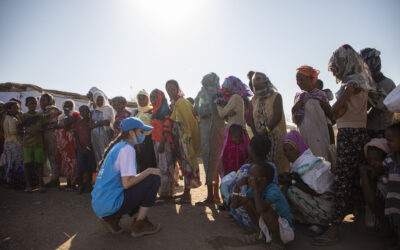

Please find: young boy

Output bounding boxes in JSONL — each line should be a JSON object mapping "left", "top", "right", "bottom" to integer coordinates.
{"left": 384, "top": 122, "right": 400, "bottom": 249}
{"left": 236, "top": 162, "right": 294, "bottom": 248}
{"left": 20, "top": 96, "right": 46, "bottom": 193}
{"left": 73, "top": 105, "right": 96, "bottom": 194}
{"left": 360, "top": 138, "right": 390, "bottom": 229}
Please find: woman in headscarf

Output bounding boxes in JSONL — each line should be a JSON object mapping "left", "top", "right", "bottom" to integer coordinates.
{"left": 40, "top": 93, "right": 62, "bottom": 187}
{"left": 135, "top": 90, "right": 157, "bottom": 173}
{"left": 87, "top": 87, "right": 108, "bottom": 111}
{"left": 91, "top": 91, "right": 115, "bottom": 166}
{"left": 111, "top": 96, "right": 131, "bottom": 139}
{"left": 56, "top": 99, "right": 78, "bottom": 190}
{"left": 313, "top": 44, "right": 373, "bottom": 246}
{"left": 150, "top": 89, "right": 175, "bottom": 199}
{"left": 292, "top": 65, "right": 334, "bottom": 164}
{"left": 194, "top": 73, "right": 225, "bottom": 205}
{"left": 215, "top": 76, "right": 253, "bottom": 129}
{"left": 280, "top": 130, "right": 335, "bottom": 236}
{"left": 360, "top": 48, "right": 396, "bottom": 138}
{"left": 166, "top": 80, "right": 201, "bottom": 204}
{"left": 215, "top": 76, "right": 252, "bottom": 180}
{"left": 250, "top": 72, "right": 289, "bottom": 173}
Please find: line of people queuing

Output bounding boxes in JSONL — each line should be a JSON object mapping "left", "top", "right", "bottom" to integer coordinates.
{"left": 0, "top": 44, "right": 399, "bottom": 248}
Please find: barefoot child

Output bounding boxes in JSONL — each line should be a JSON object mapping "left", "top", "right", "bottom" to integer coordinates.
{"left": 236, "top": 162, "right": 294, "bottom": 248}
{"left": 74, "top": 106, "right": 96, "bottom": 194}
{"left": 360, "top": 138, "right": 390, "bottom": 229}
{"left": 21, "top": 97, "right": 46, "bottom": 192}
{"left": 384, "top": 122, "right": 400, "bottom": 249}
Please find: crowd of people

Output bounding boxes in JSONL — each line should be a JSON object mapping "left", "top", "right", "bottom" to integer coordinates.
{"left": 0, "top": 44, "right": 399, "bottom": 249}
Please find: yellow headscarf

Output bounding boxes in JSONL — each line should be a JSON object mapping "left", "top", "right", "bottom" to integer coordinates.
{"left": 135, "top": 89, "right": 153, "bottom": 128}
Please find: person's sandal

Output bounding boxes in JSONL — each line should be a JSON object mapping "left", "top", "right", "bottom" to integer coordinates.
{"left": 98, "top": 217, "right": 123, "bottom": 234}
{"left": 131, "top": 217, "right": 161, "bottom": 238}
{"left": 24, "top": 187, "right": 33, "bottom": 193}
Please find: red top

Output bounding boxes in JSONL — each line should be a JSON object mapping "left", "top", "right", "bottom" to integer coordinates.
{"left": 73, "top": 119, "right": 91, "bottom": 148}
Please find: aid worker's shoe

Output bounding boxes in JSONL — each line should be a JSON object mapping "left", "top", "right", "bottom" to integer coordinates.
{"left": 99, "top": 217, "right": 123, "bottom": 234}
{"left": 131, "top": 217, "right": 161, "bottom": 238}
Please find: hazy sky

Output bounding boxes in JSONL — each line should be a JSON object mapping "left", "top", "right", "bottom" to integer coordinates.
{"left": 1, "top": 0, "right": 399, "bottom": 119}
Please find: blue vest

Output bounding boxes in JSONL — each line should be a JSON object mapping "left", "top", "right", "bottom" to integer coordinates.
{"left": 91, "top": 141, "right": 133, "bottom": 217}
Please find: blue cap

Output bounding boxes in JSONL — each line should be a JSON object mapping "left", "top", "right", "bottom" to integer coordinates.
{"left": 120, "top": 117, "right": 152, "bottom": 132}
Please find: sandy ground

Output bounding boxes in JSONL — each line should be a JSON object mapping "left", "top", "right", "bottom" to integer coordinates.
{"left": 0, "top": 164, "right": 393, "bottom": 250}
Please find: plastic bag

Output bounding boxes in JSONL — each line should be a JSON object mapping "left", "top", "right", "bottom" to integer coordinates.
{"left": 291, "top": 149, "right": 334, "bottom": 194}
{"left": 383, "top": 84, "right": 400, "bottom": 112}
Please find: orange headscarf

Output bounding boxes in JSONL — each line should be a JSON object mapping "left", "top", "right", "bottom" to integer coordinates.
{"left": 296, "top": 65, "right": 320, "bottom": 85}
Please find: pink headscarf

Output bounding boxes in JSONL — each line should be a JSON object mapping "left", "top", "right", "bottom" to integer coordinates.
{"left": 284, "top": 130, "right": 309, "bottom": 156}
{"left": 220, "top": 124, "right": 250, "bottom": 177}
{"left": 165, "top": 80, "right": 185, "bottom": 102}
{"left": 364, "top": 138, "right": 390, "bottom": 158}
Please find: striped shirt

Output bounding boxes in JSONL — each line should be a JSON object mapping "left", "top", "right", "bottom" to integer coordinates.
{"left": 384, "top": 153, "right": 400, "bottom": 216}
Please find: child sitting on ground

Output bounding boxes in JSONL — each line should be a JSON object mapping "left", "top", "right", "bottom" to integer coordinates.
{"left": 221, "top": 135, "right": 278, "bottom": 224}
{"left": 221, "top": 124, "right": 249, "bottom": 176}
{"left": 360, "top": 138, "right": 390, "bottom": 230}
{"left": 235, "top": 162, "right": 294, "bottom": 248}
{"left": 383, "top": 122, "right": 400, "bottom": 250}
{"left": 73, "top": 105, "right": 96, "bottom": 194}
{"left": 20, "top": 96, "right": 46, "bottom": 193}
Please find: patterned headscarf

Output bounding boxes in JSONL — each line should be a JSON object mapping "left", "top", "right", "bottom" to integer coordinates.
{"left": 328, "top": 44, "right": 374, "bottom": 88}
{"left": 251, "top": 72, "right": 277, "bottom": 97}
{"left": 284, "top": 130, "right": 309, "bottom": 156}
{"left": 215, "top": 76, "right": 253, "bottom": 107}
{"left": 221, "top": 76, "right": 253, "bottom": 98}
{"left": 296, "top": 65, "right": 320, "bottom": 85}
{"left": 195, "top": 72, "right": 220, "bottom": 117}
{"left": 328, "top": 44, "right": 375, "bottom": 99}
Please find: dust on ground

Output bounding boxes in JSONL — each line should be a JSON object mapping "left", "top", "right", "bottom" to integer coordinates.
{"left": 0, "top": 164, "right": 392, "bottom": 250}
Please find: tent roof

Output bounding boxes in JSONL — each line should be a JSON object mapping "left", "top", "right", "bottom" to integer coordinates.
{"left": 0, "top": 82, "right": 137, "bottom": 108}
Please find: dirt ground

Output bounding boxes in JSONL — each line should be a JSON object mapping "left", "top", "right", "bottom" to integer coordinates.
{"left": 0, "top": 165, "right": 393, "bottom": 250}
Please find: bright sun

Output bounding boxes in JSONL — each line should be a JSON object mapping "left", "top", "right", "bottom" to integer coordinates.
{"left": 136, "top": 0, "right": 203, "bottom": 31}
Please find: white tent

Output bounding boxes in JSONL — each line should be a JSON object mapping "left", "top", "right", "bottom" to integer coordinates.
{"left": 0, "top": 82, "right": 137, "bottom": 113}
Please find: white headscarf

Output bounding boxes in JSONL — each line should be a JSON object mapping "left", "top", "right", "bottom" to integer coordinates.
{"left": 58, "top": 99, "right": 76, "bottom": 122}
{"left": 88, "top": 87, "right": 108, "bottom": 110}
{"left": 93, "top": 91, "right": 115, "bottom": 130}
{"left": 89, "top": 87, "right": 108, "bottom": 99}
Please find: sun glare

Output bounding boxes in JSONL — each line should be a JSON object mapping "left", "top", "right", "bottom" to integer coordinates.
{"left": 136, "top": 0, "right": 202, "bottom": 31}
